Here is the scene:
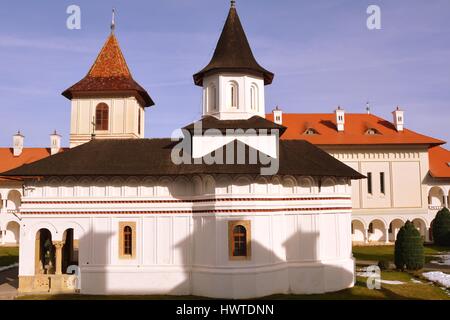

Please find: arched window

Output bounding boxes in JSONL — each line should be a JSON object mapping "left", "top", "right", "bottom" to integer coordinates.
{"left": 250, "top": 84, "right": 258, "bottom": 111}
{"left": 95, "top": 103, "right": 109, "bottom": 131}
{"left": 123, "top": 226, "right": 132, "bottom": 256}
{"left": 233, "top": 225, "right": 247, "bottom": 256}
{"left": 207, "top": 84, "right": 217, "bottom": 111}
{"left": 119, "top": 222, "right": 136, "bottom": 259}
{"left": 227, "top": 82, "right": 238, "bottom": 108}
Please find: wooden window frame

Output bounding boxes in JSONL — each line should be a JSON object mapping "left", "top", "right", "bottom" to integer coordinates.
{"left": 95, "top": 103, "right": 109, "bottom": 131}
{"left": 119, "top": 222, "right": 136, "bottom": 260}
{"left": 228, "top": 220, "right": 251, "bottom": 261}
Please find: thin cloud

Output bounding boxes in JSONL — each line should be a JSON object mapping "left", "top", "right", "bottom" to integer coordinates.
{"left": 0, "top": 35, "right": 96, "bottom": 53}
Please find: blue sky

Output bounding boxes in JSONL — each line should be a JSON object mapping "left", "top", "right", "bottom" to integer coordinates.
{"left": 0, "top": 0, "right": 449, "bottom": 147}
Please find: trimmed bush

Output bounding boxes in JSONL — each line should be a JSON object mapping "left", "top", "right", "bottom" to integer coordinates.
{"left": 432, "top": 207, "right": 450, "bottom": 246}
{"left": 394, "top": 221, "right": 424, "bottom": 271}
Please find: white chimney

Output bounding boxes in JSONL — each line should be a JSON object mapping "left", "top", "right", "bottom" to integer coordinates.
{"left": 366, "top": 102, "right": 371, "bottom": 114}
{"left": 392, "top": 106, "right": 404, "bottom": 132}
{"left": 13, "top": 131, "right": 24, "bottom": 157}
{"left": 335, "top": 106, "right": 345, "bottom": 132}
{"left": 273, "top": 106, "right": 283, "bottom": 125}
{"left": 50, "top": 130, "right": 61, "bottom": 155}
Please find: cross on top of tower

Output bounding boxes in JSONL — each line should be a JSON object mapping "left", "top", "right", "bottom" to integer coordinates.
{"left": 111, "top": 8, "right": 116, "bottom": 33}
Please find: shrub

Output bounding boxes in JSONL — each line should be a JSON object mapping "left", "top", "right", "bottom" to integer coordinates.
{"left": 378, "top": 260, "right": 390, "bottom": 271}
{"left": 432, "top": 207, "right": 450, "bottom": 246}
{"left": 394, "top": 221, "right": 424, "bottom": 271}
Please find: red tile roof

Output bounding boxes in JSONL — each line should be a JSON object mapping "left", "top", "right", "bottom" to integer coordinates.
{"left": 267, "top": 113, "right": 445, "bottom": 146}
{"left": 0, "top": 148, "right": 65, "bottom": 179}
{"left": 429, "top": 146, "right": 450, "bottom": 179}
{"left": 62, "top": 34, "right": 154, "bottom": 107}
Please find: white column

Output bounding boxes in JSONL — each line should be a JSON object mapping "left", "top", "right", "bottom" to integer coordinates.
{"left": 1, "top": 230, "right": 5, "bottom": 245}
{"left": 425, "top": 227, "right": 430, "bottom": 243}
{"left": 364, "top": 229, "right": 369, "bottom": 244}
{"left": 53, "top": 241, "right": 65, "bottom": 275}
{"left": 385, "top": 229, "right": 390, "bottom": 243}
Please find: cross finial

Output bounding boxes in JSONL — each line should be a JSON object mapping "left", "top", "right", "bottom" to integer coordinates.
{"left": 91, "top": 116, "right": 96, "bottom": 140}
{"left": 231, "top": 0, "right": 236, "bottom": 8}
{"left": 111, "top": 8, "right": 116, "bottom": 33}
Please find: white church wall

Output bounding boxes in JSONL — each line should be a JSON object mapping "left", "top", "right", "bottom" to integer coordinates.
{"left": 17, "top": 174, "right": 354, "bottom": 297}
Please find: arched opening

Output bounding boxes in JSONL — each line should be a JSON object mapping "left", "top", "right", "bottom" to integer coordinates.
{"left": 207, "top": 84, "right": 217, "bottom": 111}
{"left": 351, "top": 220, "right": 365, "bottom": 242}
{"left": 368, "top": 219, "right": 386, "bottom": 242}
{"left": 5, "top": 221, "right": 20, "bottom": 244}
{"left": 62, "top": 228, "right": 79, "bottom": 274}
{"left": 35, "top": 229, "right": 55, "bottom": 275}
{"left": 95, "top": 103, "right": 109, "bottom": 131}
{"left": 389, "top": 219, "right": 404, "bottom": 242}
{"left": 0, "top": 193, "right": 3, "bottom": 209}
{"left": 250, "top": 84, "right": 258, "bottom": 111}
{"left": 232, "top": 225, "right": 247, "bottom": 257}
{"left": 428, "top": 187, "right": 444, "bottom": 210}
{"left": 412, "top": 219, "right": 427, "bottom": 241}
{"left": 227, "top": 81, "right": 238, "bottom": 108}
{"left": 6, "top": 190, "right": 21, "bottom": 211}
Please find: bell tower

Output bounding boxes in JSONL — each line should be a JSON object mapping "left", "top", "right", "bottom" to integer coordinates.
{"left": 193, "top": 1, "right": 274, "bottom": 120}
{"left": 62, "top": 12, "right": 154, "bottom": 148}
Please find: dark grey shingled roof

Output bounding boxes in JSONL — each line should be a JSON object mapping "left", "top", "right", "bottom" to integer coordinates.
{"left": 183, "top": 116, "right": 286, "bottom": 135}
{"left": 0, "top": 139, "right": 364, "bottom": 179}
{"left": 193, "top": 5, "right": 274, "bottom": 86}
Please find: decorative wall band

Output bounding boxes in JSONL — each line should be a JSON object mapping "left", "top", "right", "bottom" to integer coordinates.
{"left": 20, "top": 207, "right": 353, "bottom": 215}
{"left": 22, "top": 196, "right": 351, "bottom": 205}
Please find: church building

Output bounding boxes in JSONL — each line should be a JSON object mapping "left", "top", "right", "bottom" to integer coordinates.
{"left": 0, "top": 2, "right": 364, "bottom": 298}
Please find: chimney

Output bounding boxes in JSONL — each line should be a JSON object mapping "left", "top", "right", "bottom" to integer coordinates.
{"left": 50, "top": 130, "right": 61, "bottom": 155}
{"left": 335, "top": 106, "right": 345, "bottom": 132}
{"left": 13, "top": 131, "right": 24, "bottom": 157}
{"left": 273, "top": 106, "right": 283, "bottom": 125}
{"left": 392, "top": 106, "right": 404, "bottom": 132}
{"left": 366, "top": 102, "right": 371, "bottom": 114}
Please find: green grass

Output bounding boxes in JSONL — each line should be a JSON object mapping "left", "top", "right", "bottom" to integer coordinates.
{"left": 17, "top": 271, "right": 450, "bottom": 300}
{"left": 0, "top": 246, "right": 19, "bottom": 267}
{"left": 352, "top": 244, "right": 450, "bottom": 264}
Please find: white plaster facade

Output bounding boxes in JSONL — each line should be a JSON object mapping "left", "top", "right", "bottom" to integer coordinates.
{"left": 202, "top": 74, "right": 265, "bottom": 120}
{"left": 70, "top": 96, "right": 145, "bottom": 148}
{"left": 0, "top": 181, "right": 22, "bottom": 245}
{"left": 324, "top": 145, "right": 450, "bottom": 243}
{"left": 16, "top": 175, "right": 354, "bottom": 298}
